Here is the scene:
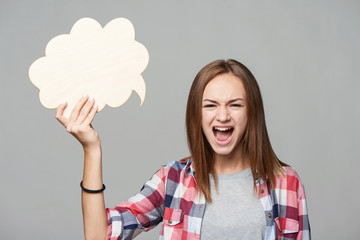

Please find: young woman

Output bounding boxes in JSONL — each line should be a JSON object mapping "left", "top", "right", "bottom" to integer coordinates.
{"left": 56, "top": 59, "right": 310, "bottom": 240}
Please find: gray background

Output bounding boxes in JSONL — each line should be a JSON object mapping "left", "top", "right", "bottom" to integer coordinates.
{"left": 1, "top": 0, "right": 359, "bottom": 239}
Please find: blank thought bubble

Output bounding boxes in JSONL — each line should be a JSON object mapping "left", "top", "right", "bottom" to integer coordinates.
{"left": 29, "top": 17, "right": 149, "bottom": 117}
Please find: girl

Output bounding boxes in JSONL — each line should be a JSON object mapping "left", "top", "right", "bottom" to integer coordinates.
{"left": 56, "top": 59, "right": 310, "bottom": 240}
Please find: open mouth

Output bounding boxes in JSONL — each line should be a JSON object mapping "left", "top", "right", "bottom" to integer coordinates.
{"left": 213, "top": 127, "right": 234, "bottom": 143}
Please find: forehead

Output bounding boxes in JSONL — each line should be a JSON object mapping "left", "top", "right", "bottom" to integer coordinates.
{"left": 202, "top": 73, "right": 246, "bottom": 100}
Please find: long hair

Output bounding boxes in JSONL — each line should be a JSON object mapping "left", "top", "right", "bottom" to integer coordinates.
{"left": 185, "top": 59, "right": 287, "bottom": 202}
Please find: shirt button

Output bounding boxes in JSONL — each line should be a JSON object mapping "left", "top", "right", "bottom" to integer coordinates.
{"left": 267, "top": 213, "right": 272, "bottom": 218}
{"left": 169, "top": 219, "right": 172, "bottom": 224}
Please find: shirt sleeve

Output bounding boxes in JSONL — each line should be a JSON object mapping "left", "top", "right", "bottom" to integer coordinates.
{"left": 274, "top": 167, "right": 311, "bottom": 240}
{"left": 295, "top": 178, "right": 311, "bottom": 240}
{"left": 105, "top": 165, "right": 167, "bottom": 240}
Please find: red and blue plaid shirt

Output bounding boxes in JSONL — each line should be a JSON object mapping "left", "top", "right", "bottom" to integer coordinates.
{"left": 106, "top": 159, "right": 310, "bottom": 240}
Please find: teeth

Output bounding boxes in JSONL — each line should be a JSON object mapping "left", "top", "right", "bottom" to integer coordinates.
{"left": 214, "top": 127, "right": 232, "bottom": 131}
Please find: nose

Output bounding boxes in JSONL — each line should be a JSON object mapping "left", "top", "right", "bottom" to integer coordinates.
{"left": 216, "top": 106, "right": 230, "bottom": 122}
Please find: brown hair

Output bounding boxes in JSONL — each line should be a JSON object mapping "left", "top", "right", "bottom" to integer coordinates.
{"left": 185, "top": 59, "right": 288, "bottom": 202}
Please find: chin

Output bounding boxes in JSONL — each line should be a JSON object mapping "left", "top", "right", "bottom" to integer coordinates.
{"left": 211, "top": 146, "right": 235, "bottom": 157}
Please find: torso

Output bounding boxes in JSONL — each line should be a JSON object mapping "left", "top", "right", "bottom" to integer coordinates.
{"left": 200, "top": 167, "right": 266, "bottom": 239}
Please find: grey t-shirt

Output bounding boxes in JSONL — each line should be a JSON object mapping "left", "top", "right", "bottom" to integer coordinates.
{"left": 200, "top": 167, "right": 266, "bottom": 240}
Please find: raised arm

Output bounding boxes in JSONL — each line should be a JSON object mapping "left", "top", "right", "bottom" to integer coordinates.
{"left": 56, "top": 95, "right": 107, "bottom": 240}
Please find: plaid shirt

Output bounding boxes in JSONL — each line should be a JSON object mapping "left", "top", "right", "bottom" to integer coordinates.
{"left": 106, "top": 159, "right": 310, "bottom": 240}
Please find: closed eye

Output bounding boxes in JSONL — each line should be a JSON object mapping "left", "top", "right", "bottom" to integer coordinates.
{"left": 203, "top": 104, "right": 216, "bottom": 108}
{"left": 230, "top": 104, "right": 243, "bottom": 107}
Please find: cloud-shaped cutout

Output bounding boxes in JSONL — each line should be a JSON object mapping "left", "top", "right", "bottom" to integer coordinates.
{"left": 29, "top": 17, "right": 149, "bottom": 117}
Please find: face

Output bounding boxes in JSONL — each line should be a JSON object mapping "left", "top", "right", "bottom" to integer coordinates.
{"left": 201, "top": 73, "right": 247, "bottom": 159}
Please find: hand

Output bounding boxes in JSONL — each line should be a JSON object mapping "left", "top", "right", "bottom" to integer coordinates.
{"left": 56, "top": 95, "right": 100, "bottom": 150}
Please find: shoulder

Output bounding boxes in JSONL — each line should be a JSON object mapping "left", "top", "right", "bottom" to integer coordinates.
{"left": 283, "top": 166, "right": 301, "bottom": 178}
{"left": 162, "top": 158, "right": 192, "bottom": 170}
{"left": 157, "top": 158, "right": 194, "bottom": 178}
{"left": 275, "top": 166, "right": 302, "bottom": 181}
{"left": 274, "top": 166, "right": 307, "bottom": 197}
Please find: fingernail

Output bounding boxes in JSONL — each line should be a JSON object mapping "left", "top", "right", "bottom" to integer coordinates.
{"left": 83, "top": 94, "right": 88, "bottom": 99}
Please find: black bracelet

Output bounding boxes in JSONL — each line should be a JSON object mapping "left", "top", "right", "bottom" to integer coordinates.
{"left": 80, "top": 181, "right": 106, "bottom": 193}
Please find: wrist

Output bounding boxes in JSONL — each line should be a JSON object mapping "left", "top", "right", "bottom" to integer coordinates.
{"left": 83, "top": 149, "right": 101, "bottom": 160}
{"left": 83, "top": 140, "right": 102, "bottom": 155}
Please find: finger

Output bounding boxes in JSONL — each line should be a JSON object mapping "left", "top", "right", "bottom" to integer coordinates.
{"left": 83, "top": 104, "right": 98, "bottom": 126}
{"left": 76, "top": 97, "right": 95, "bottom": 124}
{"left": 55, "top": 102, "right": 69, "bottom": 127}
{"left": 69, "top": 95, "right": 89, "bottom": 123}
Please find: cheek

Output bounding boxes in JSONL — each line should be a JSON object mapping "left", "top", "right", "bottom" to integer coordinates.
{"left": 236, "top": 112, "right": 248, "bottom": 128}
{"left": 242, "top": 114, "right": 248, "bottom": 126}
{"left": 201, "top": 110, "right": 211, "bottom": 126}
{"left": 201, "top": 111, "right": 214, "bottom": 135}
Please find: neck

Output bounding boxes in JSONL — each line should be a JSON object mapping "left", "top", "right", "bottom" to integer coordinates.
{"left": 213, "top": 150, "right": 249, "bottom": 175}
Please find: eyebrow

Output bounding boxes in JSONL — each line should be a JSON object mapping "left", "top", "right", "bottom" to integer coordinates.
{"left": 203, "top": 98, "right": 244, "bottom": 104}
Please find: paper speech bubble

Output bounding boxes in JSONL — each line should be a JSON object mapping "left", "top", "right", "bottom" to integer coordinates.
{"left": 29, "top": 17, "right": 149, "bottom": 117}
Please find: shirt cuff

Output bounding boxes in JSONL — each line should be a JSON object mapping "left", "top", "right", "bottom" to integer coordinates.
{"left": 106, "top": 208, "right": 123, "bottom": 240}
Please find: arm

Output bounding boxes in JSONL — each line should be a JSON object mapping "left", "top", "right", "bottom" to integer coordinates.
{"left": 56, "top": 96, "right": 107, "bottom": 240}
{"left": 82, "top": 145, "right": 107, "bottom": 240}
{"left": 274, "top": 168, "right": 311, "bottom": 240}
{"left": 106, "top": 165, "right": 167, "bottom": 239}
{"left": 296, "top": 183, "right": 311, "bottom": 240}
